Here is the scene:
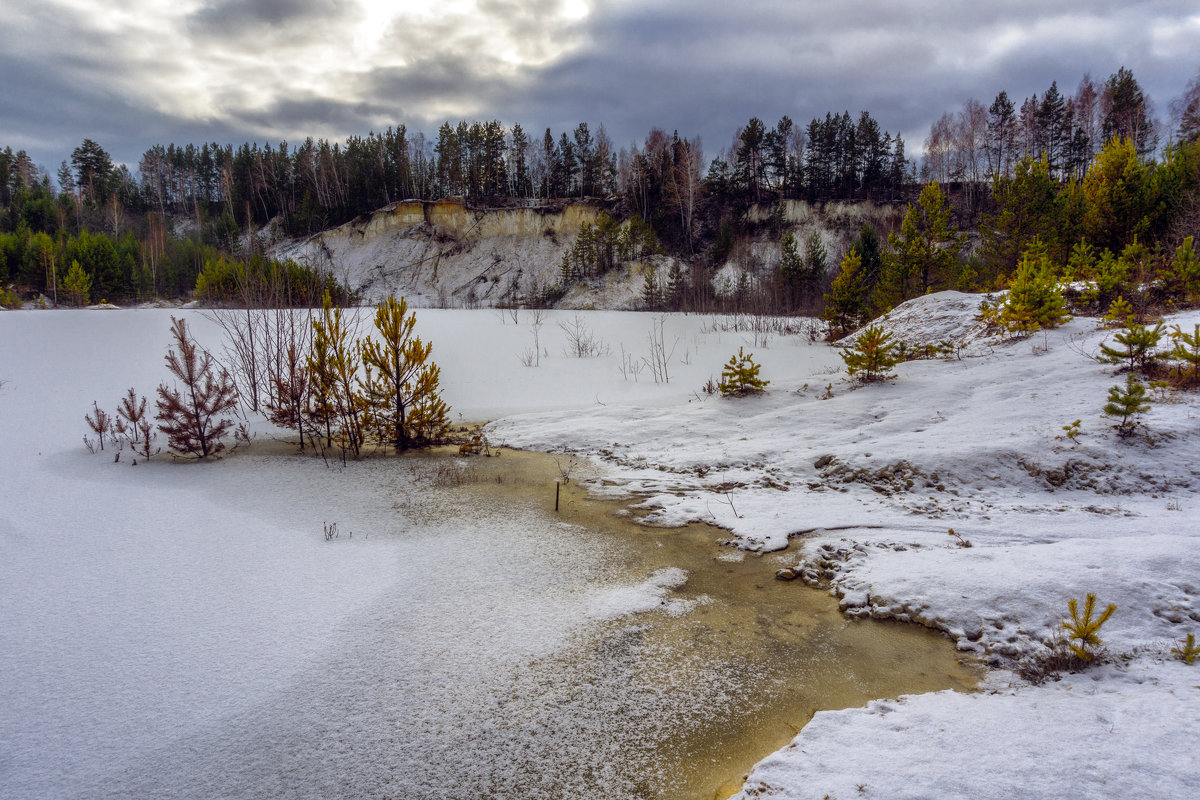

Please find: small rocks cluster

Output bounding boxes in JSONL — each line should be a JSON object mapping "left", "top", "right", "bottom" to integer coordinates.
{"left": 1018, "top": 455, "right": 1187, "bottom": 495}
{"left": 810, "top": 454, "right": 946, "bottom": 497}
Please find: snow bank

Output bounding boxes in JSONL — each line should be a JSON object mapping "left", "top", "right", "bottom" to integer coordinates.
{"left": 837, "top": 289, "right": 992, "bottom": 351}
{"left": 735, "top": 661, "right": 1199, "bottom": 800}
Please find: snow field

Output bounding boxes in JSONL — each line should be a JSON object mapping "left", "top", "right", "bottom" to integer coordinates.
{"left": 488, "top": 294, "right": 1200, "bottom": 799}
{"left": 0, "top": 306, "right": 868, "bottom": 799}
{"left": 4, "top": 297, "right": 1199, "bottom": 799}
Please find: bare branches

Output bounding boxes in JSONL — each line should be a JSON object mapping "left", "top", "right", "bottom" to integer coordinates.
{"left": 642, "top": 314, "right": 678, "bottom": 384}
{"left": 559, "top": 314, "right": 609, "bottom": 358}
{"left": 84, "top": 401, "right": 112, "bottom": 450}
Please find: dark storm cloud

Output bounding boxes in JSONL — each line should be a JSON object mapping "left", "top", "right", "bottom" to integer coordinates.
{"left": 188, "top": 0, "right": 353, "bottom": 38}
{"left": 477, "top": 0, "right": 1199, "bottom": 153}
{"left": 2, "top": 0, "right": 1199, "bottom": 173}
{"left": 225, "top": 94, "right": 390, "bottom": 138}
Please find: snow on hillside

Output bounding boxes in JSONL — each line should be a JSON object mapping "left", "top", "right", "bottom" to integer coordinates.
{"left": 490, "top": 292, "right": 1200, "bottom": 799}
{"left": 271, "top": 197, "right": 881, "bottom": 311}
{"left": 272, "top": 198, "right": 669, "bottom": 309}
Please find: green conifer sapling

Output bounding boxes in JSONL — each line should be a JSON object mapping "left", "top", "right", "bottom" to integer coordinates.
{"left": 718, "top": 348, "right": 769, "bottom": 396}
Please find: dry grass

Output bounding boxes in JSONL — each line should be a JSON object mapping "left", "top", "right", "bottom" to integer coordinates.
{"left": 414, "top": 461, "right": 481, "bottom": 488}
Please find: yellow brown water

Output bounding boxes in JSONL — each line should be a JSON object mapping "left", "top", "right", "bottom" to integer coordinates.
{"left": 404, "top": 446, "right": 981, "bottom": 800}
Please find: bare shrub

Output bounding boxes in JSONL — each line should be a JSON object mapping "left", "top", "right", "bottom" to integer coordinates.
{"left": 553, "top": 453, "right": 580, "bottom": 483}
{"left": 618, "top": 344, "right": 644, "bottom": 382}
{"left": 642, "top": 314, "right": 678, "bottom": 384}
{"left": 559, "top": 314, "right": 608, "bottom": 358}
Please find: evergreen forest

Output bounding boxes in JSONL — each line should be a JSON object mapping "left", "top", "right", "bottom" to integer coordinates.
{"left": 2, "top": 65, "right": 1200, "bottom": 320}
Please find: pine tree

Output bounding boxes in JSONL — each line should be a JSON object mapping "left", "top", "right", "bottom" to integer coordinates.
{"left": 640, "top": 265, "right": 661, "bottom": 310}
{"left": 664, "top": 261, "right": 685, "bottom": 310}
{"left": 803, "top": 229, "right": 829, "bottom": 309}
{"left": 1099, "top": 319, "right": 1163, "bottom": 371}
{"left": 778, "top": 230, "right": 804, "bottom": 311}
{"left": 60, "top": 260, "right": 92, "bottom": 307}
{"left": 1082, "top": 136, "right": 1150, "bottom": 253}
{"left": 996, "top": 253, "right": 1070, "bottom": 335}
{"left": 882, "top": 181, "right": 964, "bottom": 301}
{"left": 70, "top": 138, "right": 115, "bottom": 203}
{"left": 841, "top": 325, "right": 900, "bottom": 382}
{"left": 84, "top": 401, "right": 112, "bottom": 450}
{"left": 718, "top": 347, "right": 769, "bottom": 396}
{"left": 360, "top": 295, "right": 450, "bottom": 452}
{"left": 306, "top": 292, "right": 365, "bottom": 458}
{"left": 155, "top": 317, "right": 239, "bottom": 459}
{"left": 1063, "top": 593, "right": 1117, "bottom": 662}
{"left": 264, "top": 343, "right": 311, "bottom": 449}
{"left": 1163, "top": 237, "right": 1200, "bottom": 301}
{"left": 1101, "top": 296, "right": 1133, "bottom": 327}
{"left": 116, "top": 387, "right": 159, "bottom": 460}
{"left": 1168, "top": 323, "right": 1200, "bottom": 386}
{"left": 1103, "top": 374, "right": 1150, "bottom": 436}
{"left": 116, "top": 387, "right": 147, "bottom": 444}
{"left": 822, "top": 249, "right": 866, "bottom": 338}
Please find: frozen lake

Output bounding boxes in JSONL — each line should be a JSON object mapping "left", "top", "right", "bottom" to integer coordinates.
{"left": 0, "top": 309, "right": 976, "bottom": 799}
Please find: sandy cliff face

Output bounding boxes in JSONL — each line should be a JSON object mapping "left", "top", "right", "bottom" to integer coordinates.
{"left": 273, "top": 197, "right": 898, "bottom": 309}
{"left": 275, "top": 199, "right": 613, "bottom": 307}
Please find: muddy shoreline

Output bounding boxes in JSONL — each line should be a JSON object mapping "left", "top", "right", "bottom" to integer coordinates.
{"left": 408, "top": 444, "right": 982, "bottom": 800}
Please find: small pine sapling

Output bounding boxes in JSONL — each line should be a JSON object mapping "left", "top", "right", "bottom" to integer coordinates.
{"left": 155, "top": 316, "right": 240, "bottom": 459}
{"left": 1168, "top": 323, "right": 1200, "bottom": 387}
{"left": 1065, "top": 594, "right": 1118, "bottom": 662}
{"left": 1103, "top": 374, "right": 1150, "bottom": 436}
{"left": 111, "top": 416, "right": 129, "bottom": 447}
{"left": 1063, "top": 593, "right": 1117, "bottom": 662}
{"left": 718, "top": 348, "right": 769, "bottom": 396}
{"left": 1057, "top": 419, "right": 1082, "bottom": 445}
{"left": 1099, "top": 319, "right": 1164, "bottom": 371}
{"left": 841, "top": 325, "right": 899, "bottom": 382}
{"left": 132, "top": 418, "right": 160, "bottom": 461}
{"left": 995, "top": 255, "right": 1071, "bottom": 336}
{"left": 1171, "top": 633, "right": 1199, "bottom": 664}
{"left": 360, "top": 294, "right": 451, "bottom": 452}
{"left": 116, "top": 388, "right": 148, "bottom": 445}
{"left": 264, "top": 344, "right": 311, "bottom": 449}
{"left": 84, "top": 401, "right": 112, "bottom": 451}
{"left": 1163, "top": 236, "right": 1200, "bottom": 301}
{"left": 1101, "top": 295, "right": 1133, "bottom": 327}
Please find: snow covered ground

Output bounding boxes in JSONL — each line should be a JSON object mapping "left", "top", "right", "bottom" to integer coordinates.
{"left": 3, "top": 297, "right": 1199, "bottom": 799}
{"left": 489, "top": 293, "right": 1200, "bottom": 799}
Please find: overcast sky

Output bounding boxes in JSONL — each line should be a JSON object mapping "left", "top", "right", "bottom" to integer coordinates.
{"left": 2, "top": 0, "right": 1198, "bottom": 173}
